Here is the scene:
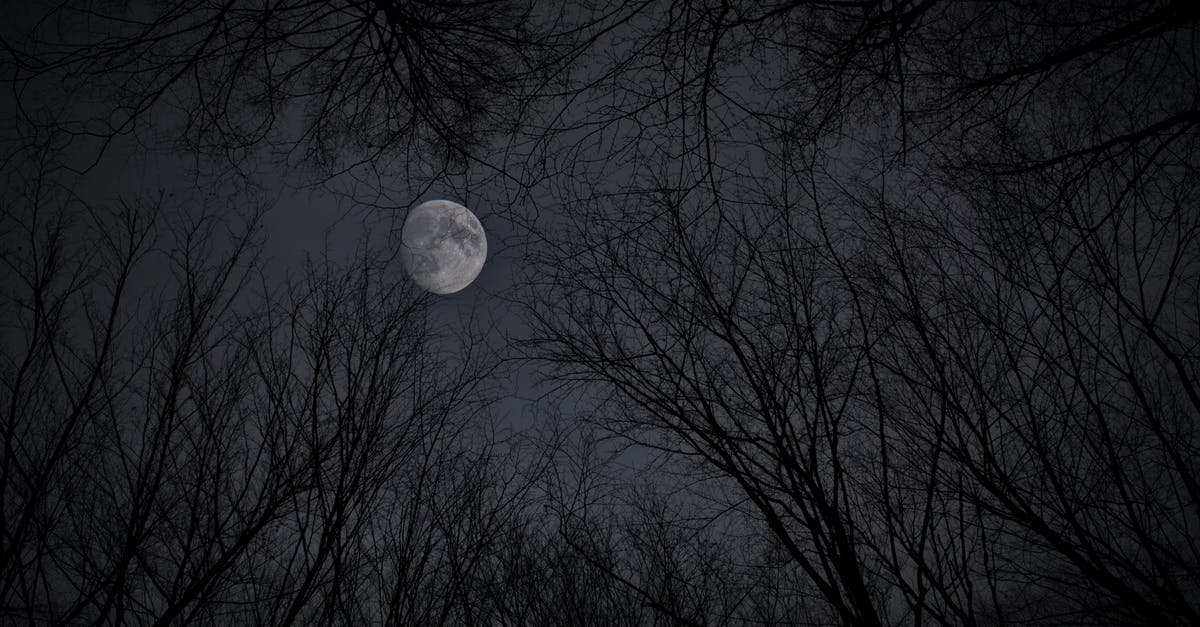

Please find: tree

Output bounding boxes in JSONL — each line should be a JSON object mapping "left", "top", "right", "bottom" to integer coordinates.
{"left": 3, "top": 0, "right": 578, "bottom": 179}
{"left": 5, "top": 1, "right": 1199, "bottom": 624}
{"left": 522, "top": 2, "right": 1200, "bottom": 625}
{"left": 0, "top": 138, "right": 545, "bottom": 624}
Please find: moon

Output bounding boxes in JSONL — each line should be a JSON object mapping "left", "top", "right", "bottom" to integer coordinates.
{"left": 400, "top": 199, "right": 487, "bottom": 294}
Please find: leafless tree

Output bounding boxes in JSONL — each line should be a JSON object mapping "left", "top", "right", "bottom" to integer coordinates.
{"left": 0, "top": 138, "right": 551, "bottom": 624}
{"left": 521, "top": 3, "right": 1200, "bottom": 625}
{"left": 525, "top": 133, "right": 1199, "bottom": 626}
{"left": 3, "top": 0, "right": 584, "bottom": 180}
{"left": 5, "top": 1, "right": 1199, "bottom": 625}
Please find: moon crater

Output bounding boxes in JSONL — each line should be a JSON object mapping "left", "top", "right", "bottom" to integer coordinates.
{"left": 400, "top": 200, "right": 487, "bottom": 294}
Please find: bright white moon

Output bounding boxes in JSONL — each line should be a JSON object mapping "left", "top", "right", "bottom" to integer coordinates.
{"left": 400, "top": 199, "right": 487, "bottom": 294}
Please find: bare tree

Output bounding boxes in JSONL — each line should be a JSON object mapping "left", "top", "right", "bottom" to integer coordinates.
{"left": 3, "top": 0, "right": 582, "bottom": 179}
{"left": 0, "top": 137, "right": 550, "bottom": 624}
{"left": 5, "top": 1, "right": 1199, "bottom": 625}
{"left": 520, "top": 3, "right": 1200, "bottom": 623}
{"left": 526, "top": 134, "right": 1199, "bottom": 625}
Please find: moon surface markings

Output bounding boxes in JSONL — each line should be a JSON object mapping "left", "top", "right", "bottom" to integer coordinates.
{"left": 400, "top": 200, "right": 487, "bottom": 294}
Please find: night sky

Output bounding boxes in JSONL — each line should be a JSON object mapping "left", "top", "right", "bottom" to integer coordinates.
{"left": 2, "top": 2, "right": 1199, "bottom": 625}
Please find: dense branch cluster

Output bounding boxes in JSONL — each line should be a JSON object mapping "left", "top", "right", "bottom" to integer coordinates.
{"left": 5, "top": 0, "right": 568, "bottom": 173}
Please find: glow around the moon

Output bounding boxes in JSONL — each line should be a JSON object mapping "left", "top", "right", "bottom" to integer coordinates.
{"left": 400, "top": 199, "right": 487, "bottom": 294}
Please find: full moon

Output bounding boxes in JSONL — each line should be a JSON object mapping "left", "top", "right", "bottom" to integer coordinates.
{"left": 400, "top": 199, "right": 487, "bottom": 294}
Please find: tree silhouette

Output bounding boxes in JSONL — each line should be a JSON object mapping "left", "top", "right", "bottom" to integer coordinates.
{"left": 522, "top": 1, "right": 1199, "bottom": 625}
{"left": 5, "top": 0, "right": 575, "bottom": 177}
{"left": 3, "top": 1, "right": 1199, "bottom": 625}
{"left": 0, "top": 140, "right": 547, "bottom": 624}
